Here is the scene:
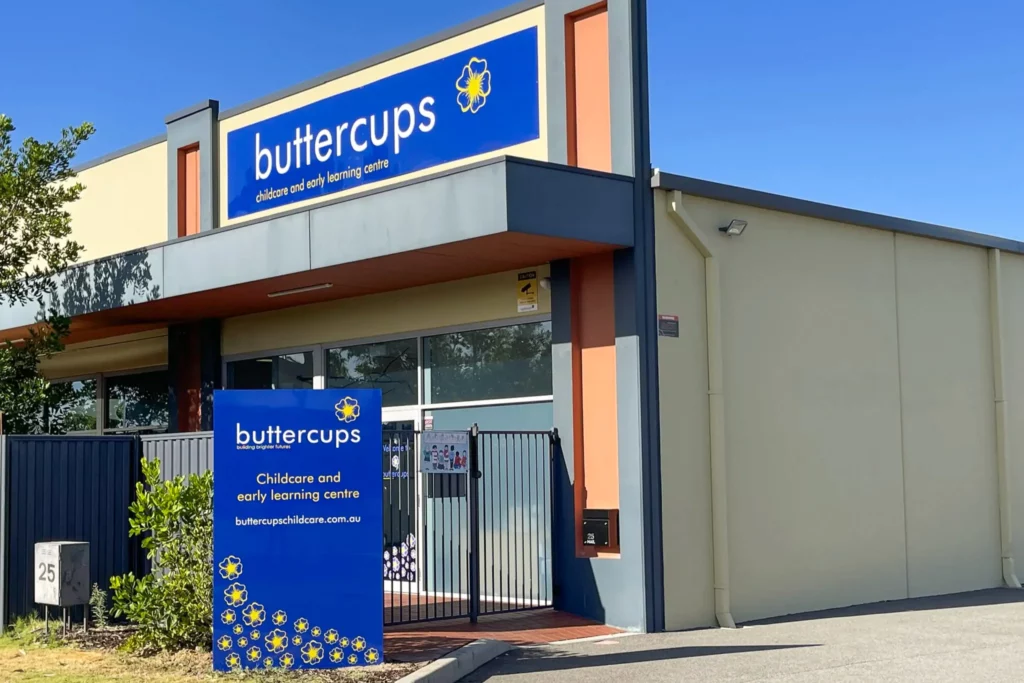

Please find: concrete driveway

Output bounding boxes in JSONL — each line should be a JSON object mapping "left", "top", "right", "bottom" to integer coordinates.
{"left": 464, "top": 589, "right": 1024, "bottom": 682}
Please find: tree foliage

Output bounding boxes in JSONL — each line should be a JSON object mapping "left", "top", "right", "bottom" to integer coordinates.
{"left": 110, "top": 458, "right": 214, "bottom": 652}
{"left": 0, "top": 114, "right": 93, "bottom": 433}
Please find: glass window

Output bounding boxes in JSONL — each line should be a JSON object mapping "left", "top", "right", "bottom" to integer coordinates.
{"left": 46, "top": 379, "right": 98, "bottom": 434}
{"left": 423, "top": 322, "right": 552, "bottom": 404}
{"left": 327, "top": 339, "right": 417, "bottom": 407}
{"left": 105, "top": 370, "right": 169, "bottom": 431}
{"left": 424, "top": 401, "right": 553, "bottom": 433}
{"left": 227, "top": 352, "right": 314, "bottom": 389}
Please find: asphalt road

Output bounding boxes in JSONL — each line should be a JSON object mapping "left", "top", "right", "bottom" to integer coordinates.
{"left": 464, "top": 589, "right": 1024, "bottom": 682}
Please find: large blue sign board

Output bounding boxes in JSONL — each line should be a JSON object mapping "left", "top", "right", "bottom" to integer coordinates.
{"left": 227, "top": 27, "right": 540, "bottom": 219}
{"left": 213, "top": 390, "right": 383, "bottom": 672}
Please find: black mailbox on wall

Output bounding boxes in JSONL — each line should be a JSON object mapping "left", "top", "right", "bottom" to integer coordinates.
{"left": 582, "top": 509, "right": 619, "bottom": 548}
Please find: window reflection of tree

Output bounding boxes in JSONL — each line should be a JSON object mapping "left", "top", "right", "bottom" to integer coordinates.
{"left": 106, "top": 372, "right": 169, "bottom": 430}
{"left": 44, "top": 380, "right": 98, "bottom": 434}
{"left": 328, "top": 341, "right": 417, "bottom": 405}
{"left": 426, "top": 323, "right": 552, "bottom": 404}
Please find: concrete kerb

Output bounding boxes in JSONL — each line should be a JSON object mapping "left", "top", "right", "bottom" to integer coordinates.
{"left": 396, "top": 639, "right": 511, "bottom": 683}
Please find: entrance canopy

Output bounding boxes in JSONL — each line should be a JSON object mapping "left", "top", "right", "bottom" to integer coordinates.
{"left": 0, "top": 157, "right": 633, "bottom": 345}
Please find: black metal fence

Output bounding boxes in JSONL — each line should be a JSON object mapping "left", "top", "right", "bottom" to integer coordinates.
{"left": 382, "top": 429, "right": 554, "bottom": 626}
{"left": 1, "top": 429, "right": 554, "bottom": 629}
{"left": 1, "top": 436, "right": 143, "bottom": 629}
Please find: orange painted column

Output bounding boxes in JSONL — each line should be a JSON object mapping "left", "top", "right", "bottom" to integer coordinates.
{"left": 565, "top": 2, "right": 620, "bottom": 556}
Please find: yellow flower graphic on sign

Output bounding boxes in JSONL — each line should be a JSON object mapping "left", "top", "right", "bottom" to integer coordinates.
{"left": 292, "top": 634, "right": 303, "bottom": 646}
{"left": 311, "top": 626, "right": 322, "bottom": 637}
{"left": 263, "top": 656, "right": 274, "bottom": 669}
{"left": 338, "top": 636, "right": 350, "bottom": 648}
{"left": 294, "top": 618, "right": 309, "bottom": 633}
{"left": 335, "top": 397, "right": 360, "bottom": 423}
{"left": 456, "top": 58, "right": 492, "bottom": 114}
{"left": 218, "top": 556, "right": 243, "bottom": 580}
{"left": 352, "top": 636, "right": 366, "bottom": 652}
{"left": 224, "top": 582, "right": 247, "bottom": 607}
{"left": 250, "top": 630, "right": 261, "bottom": 640}
{"left": 226, "top": 652, "right": 241, "bottom": 669}
{"left": 237, "top": 637, "right": 248, "bottom": 648}
{"left": 280, "top": 652, "right": 295, "bottom": 669}
{"left": 265, "top": 629, "right": 289, "bottom": 654}
{"left": 246, "top": 646, "right": 262, "bottom": 662}
{"left": 272, "top": 610, "right": 288, "bottom": 626}
{"left": 220, "top": 609, "right": 236, "bottom": 625}
{"left": 243, "top": 603, "right": 266, "bottom": 627}
{"left": 301, "top": 641, "right": 325, "bottom": 665}
{"left": 329, "top": 647, "right": 344, "bottom": 663}
{"left": 233, "top": 624, "right": 244, "bottom": 635}
{"left": 324, "top": 629, "right": 339, "bottom": 645}
{"left": 365, "top": 648, "right": 380, "bottom": 664}
{"left": 347, "top": 653, "right": 359, "bottom": 665}
{"left": 217, "top": 635, "right": 233, "bottom": 651}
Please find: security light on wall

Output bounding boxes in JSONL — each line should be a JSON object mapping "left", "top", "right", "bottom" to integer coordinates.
{"left": 719, "top": 219, "right": 747, "bottom": 237}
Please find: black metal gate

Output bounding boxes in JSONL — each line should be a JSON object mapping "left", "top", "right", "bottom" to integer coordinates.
{"left": 382, "top": 428, "right": 553, "bottom": 626}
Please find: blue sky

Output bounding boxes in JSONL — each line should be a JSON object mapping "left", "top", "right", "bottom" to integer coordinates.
{"left": 3, "top": 0, "right": 1021, "bottom": 237}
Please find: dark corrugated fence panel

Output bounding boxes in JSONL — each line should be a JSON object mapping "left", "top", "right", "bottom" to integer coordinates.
{"left": 142, "top": 432, "right": 213, "bottom": 479}
{"left": 3, "top": 437, "right": 138, "bottom": 623}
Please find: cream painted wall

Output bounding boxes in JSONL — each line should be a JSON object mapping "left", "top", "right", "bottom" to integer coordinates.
{"left": 656, "top": 192, "right": 1013, "bottom": 626}
{"left": 218, "top": 7, "right": 548, "bottom": 228}
{"left": 222, "top": 266, "right": 551, "bottom": 357}
{"left": 998, "top": 252, "right": 1024, "bottom": 575}
{"left": 894, "top": 234, "right": 1001, "bottom": 597}
{"left": 69, "top": 143, "right": 168, "bottom": 260}
{"left": 40, "top": 329, "right": 167, "bottom": 379}
{"left": 653, "top": 192, "right": 715, "bottom": 631}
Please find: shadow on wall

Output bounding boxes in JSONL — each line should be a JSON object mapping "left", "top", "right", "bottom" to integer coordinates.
{"left": 51, "top": 248, "right": 161, "bottom": 318}
{"left": 551, "top": 436, "right": 604, "bottom": 624}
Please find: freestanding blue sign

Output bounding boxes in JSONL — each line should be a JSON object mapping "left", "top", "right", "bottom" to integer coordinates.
{"left": 226, "top": 26, "right": 540, "bottom": 219}
{"left": 212, "top": 390, "right": 383, "bottom": 672}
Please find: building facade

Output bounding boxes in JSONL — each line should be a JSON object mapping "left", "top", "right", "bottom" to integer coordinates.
{"left": 2, "top": 0, "right": 1022, "bottom": 632}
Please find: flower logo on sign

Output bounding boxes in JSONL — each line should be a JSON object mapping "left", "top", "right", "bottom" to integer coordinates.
{"left": 217, "top": 635, "right": 233, "bottom": 651}
{"left": 224, "top": 582, "right": 248, "bottom": 607}
{"left": 365, "top": 648, "right": 380, "bottom": 664}
{"left": 220, "top": 609, "right": 236, "bottom": 625}
{"left": 226, "top": 653, "right": 242, "bottom": 669}
{"left": 280, "top": 652, "right": 295, "bottom": 669}
{"left": 294, "top": 617, "right": 310, "bottom": 633}
{"left": 271, "top": 610, "right": 288, "bottom": 626}
{"left": 456, "top": 58, "right": 491, "bottom": 114}
{"left": 219, "top": 556, "right": 243, "bottom": 580}
{"left": 301, "top": 641, "right": 325, "bottom": 665}
{"left": 247, "top": 646, "right": 262, "bottom": 662}
{"left": 265, "top": 629, "right": 288, "bottom": 654}
{"left": 243, "top": 603, "right": 266, "bottom": 627}
{"left": 330, "top": 648, "right": 344, "bottom": 663}
{"left": 335, "top": 397, "right": 360, "bottom": 423}
{"left": 324, "top": 629, "right": 340, "bottom": 645}
{"left": 352, "top": 636, "right": 367, "bottom": 652}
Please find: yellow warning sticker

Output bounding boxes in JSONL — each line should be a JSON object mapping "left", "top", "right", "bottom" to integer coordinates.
{"left": 517, "top": 271, "right": 538, "bottom": 313}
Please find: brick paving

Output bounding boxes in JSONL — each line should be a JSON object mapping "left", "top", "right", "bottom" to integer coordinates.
{"left": 384, "top": 608, "right": 622, "bottom": 663}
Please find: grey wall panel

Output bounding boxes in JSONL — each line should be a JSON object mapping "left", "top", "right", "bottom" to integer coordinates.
{"left": 142, "top": 432, "right": 214, "bottom": 479}
{"left": 3, "top": 437, "right": 140, "bottom": 624}
{"left": 309, "top": 162, "right": 508, "bottom": 269}
{"left": 162, "top": 212, "right": 310, "bottom": 297}
{"left": 505, "top": 162, "right": 634, "bottom": 247}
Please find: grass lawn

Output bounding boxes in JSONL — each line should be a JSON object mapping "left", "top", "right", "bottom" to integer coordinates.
{"left": 0, "top": 623, "right": 418, "bottom": 683}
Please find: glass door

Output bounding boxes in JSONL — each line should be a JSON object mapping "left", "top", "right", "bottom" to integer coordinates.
{"left": 382, "top": 408, "right": 419, "bottom": 593}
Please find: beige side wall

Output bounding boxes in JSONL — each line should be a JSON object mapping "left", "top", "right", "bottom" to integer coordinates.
{"left": 218, "top": 7, "right": 547, "bottom": 228}
{"left": 657, "top": 192, "right": 1008, "bottom": 626}
{"left": 40, "top": 329, "right": 168, "bottom": 379}
{"left": 999, "top": 252, "right": 1024, "bottom": 574}
{"left": 70, "top": 143, "right": 168, "bottom": 261}
{"left": 653, "top": 192, "right": 715, "bottom": 631}
{"left": 894, "top": 234, "right": 1001, "bottom": 597}
{"left": 222, "top": 266, "right": 551, "bottom": 357}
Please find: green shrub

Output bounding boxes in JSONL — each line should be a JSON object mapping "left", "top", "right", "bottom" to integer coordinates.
{"left": 89, "top": 583, "right": 108, "bottom": 628}
{"left": 110, "top": 458, "right": 213, "bottom": 652}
